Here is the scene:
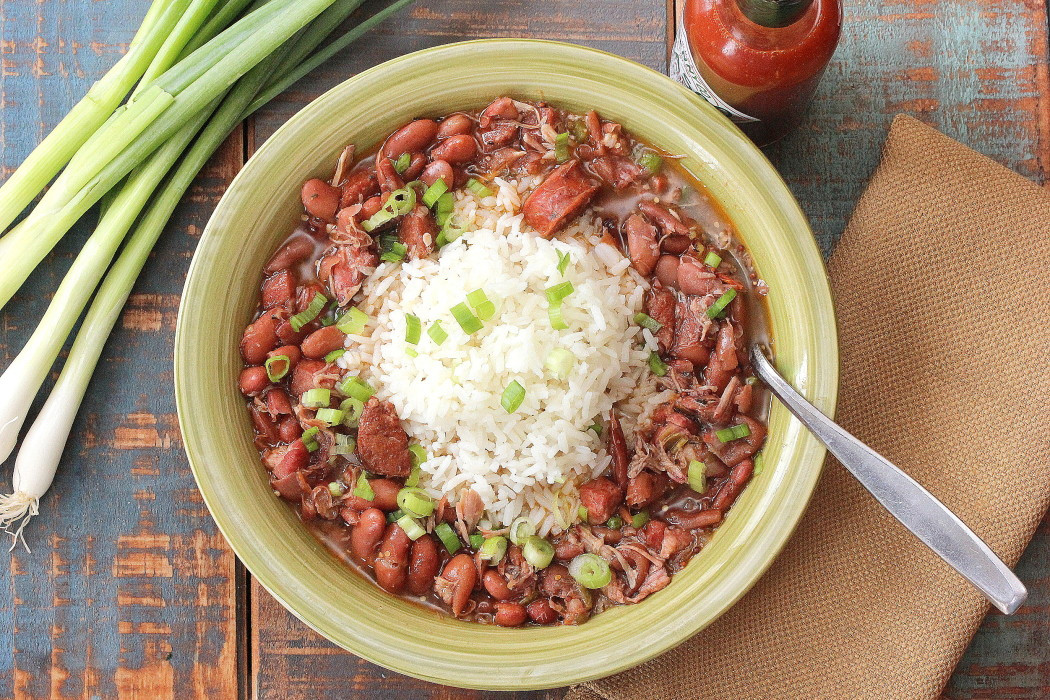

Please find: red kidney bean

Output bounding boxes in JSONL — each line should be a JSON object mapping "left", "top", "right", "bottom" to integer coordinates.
{"left": 345, "top": 478, "right": 400, "bottom": 512}
{"left": 261, "top": 270, "right": 295, "bottom": 309}
{"left": 265, "top": 388, "right": 293, "bottom": 415}
{"left": 301, "top": 178, "right": 341, "bottom": 222}
{"left": 290, "top": 358, "right": 327, "bottom": 397}
{"left": 402, "top": 152, "right": 427, "bottom": 181}
{"left": 494, "top": 602, "right": 527, "bottom": 627}
{"left": 238, "top": 366, "right": 269, "bottom": 395}
{"left": 300, "top": 325, "right": 346, "bottom": 359}
{"left": 240, "top": 313, "right": 279, "bottom": 364}
{"left": 359, "top": 195, "right": 383, "bottom": 221}
{"left": 654, "top": 255, "right": 680, "bottom": 288}
{"left": 429, "top": 134, "right": 477, "bottom": 164}
{"left": 661, "top": 234, "right": 691, "bottom": 254}
{"left": 274, "top": 318, "right": 307, "bottom": 346}
{"left": 265, "top": 236, "right": 314, "bottom": 274}
{"left": 376, "top": 156, "right": 404, "bottom": 193}
{"left": 350, "top": 508, "right": 387, "bottom": 562}
{"left": 407, "top": 535, "right": 440, "bottom": 596}
{"left": 296, "top": 282, "right": 326, "bottom": 313}
{"left": 526, "top": 598, "right": 558, "bottom": 625}
{"left": 339, "top": 169, "right": 379, "bottom": 207}
{"left": 374, "top": 524, "right": 412, "bottom": 593}
{"left": 436, "top": 113, "right": 473, "bottom": 139}
{"left": 249, "top": 404, "right": 279, "bottom": 443}
{"left": 268, "top": 344, "right": 301, "bottom": 370}
{"left": 480, "top": 97, "right": 518, "bottom": 127}
{"left": 712, "top": 459, "right": 755, "bottom": 510}
{"left": 482, "top": 569, "right": 514, "bottom": 601}
{"left": 554, "top": 538, "right": 585, "bottom": 561}
{"left": 439, "top": 553, "right": 478, "bottom": 617}
{"left": 273, "top": 439, "right": 309, "bottom": 478}
{"left": 420, "top": 160, "right": 454, "bottom": 189}
{"left": 590, "top": 526, "right": 622, "bottom": 545}
{"left": 277, "top": 417, "right": 302, "bottom": 443}
{"left": 382, "top": 119, "right": 439, "bottom": 159}
{"left": 677, "top": 256, "right": 724, "bottom": 296}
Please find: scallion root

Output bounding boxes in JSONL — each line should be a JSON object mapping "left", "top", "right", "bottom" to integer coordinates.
{"left": 0, "top": 492, "right": 40, "bottom": 552}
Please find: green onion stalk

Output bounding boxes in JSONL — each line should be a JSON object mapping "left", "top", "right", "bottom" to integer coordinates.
{"left": 0, "top": 0, "right": 417, "bottom": 546}
{"left": 0, "top": 0, "right": 341, "bottom": 309}
{"left": 0, "top": 0, "right": 188, "bottom": 235}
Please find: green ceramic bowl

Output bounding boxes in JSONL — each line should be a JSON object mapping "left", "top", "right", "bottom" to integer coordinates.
{"left": 176, "top": 39, "right": 838, "bottom": 690}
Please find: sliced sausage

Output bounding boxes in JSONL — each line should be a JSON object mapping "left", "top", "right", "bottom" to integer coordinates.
{"left": 521, "top": 160, "right": 601, "bottom": 238}
{"left": 578, "top": 477, "right": 622, "bottom": 525}
{"left": 624, "top": 213, "right": 660, "bottom": 277}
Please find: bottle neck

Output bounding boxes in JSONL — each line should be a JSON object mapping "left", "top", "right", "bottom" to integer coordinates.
{"left": 735, "top": 0, "right": 814, "bottom": 28}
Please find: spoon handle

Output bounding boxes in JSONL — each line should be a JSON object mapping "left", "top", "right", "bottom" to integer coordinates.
{"left": 749, "top": 346, "right": 1027, "bottom": 614}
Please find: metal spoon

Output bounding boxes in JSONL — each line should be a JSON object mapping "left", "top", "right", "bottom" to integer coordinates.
{"left": 749, "top": 345, "right": 1027, "bottom": 614}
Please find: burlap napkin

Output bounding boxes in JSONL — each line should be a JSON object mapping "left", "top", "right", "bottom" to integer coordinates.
{"left": 569, "top": 115, "right": 1050, "bottom": 699}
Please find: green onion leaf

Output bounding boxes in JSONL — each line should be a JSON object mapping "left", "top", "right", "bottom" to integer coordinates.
{"left": 362, "top": 208, "right": 395, "bottom": 232}
{"left": 556, "top": 249, "right": 571, "bottom": 276}
{"left": 545, "top": 348, "right": 575, "bottom": 380}
{"left": 301, "top": 427, "right": 320, "bottom": 452}
{"left": 706, "top": 288, "right": 737, "bottom": 319}
{"left": 501, "top": 380, "right": 526, "bottom": 413}
{"left": 716, "top": 423, "right": 752, "bottom": 443}
{"left": 435, "top": 218, "right": 465, "bottom": 247}
{"left": 380, "top": 241, "right": 408, "bottom": 263}
{"left": 753, "top": 452, "right": 765, "bottom": 475}
{"left": 554, "top": 132, "right": 570, "bottom": 162}
{"left": 578, "top": 505, "right": 589, "bottom": 523}
{"left": 522, "top": 536, "right": 554, "bottom": 569}
{"left": 302, "top": 388, "right": 331, "bottom": 408}
{"left": 648, "top": 352, "right": 669, "bottom": 376}
{"left": 545, "top": 281, "right": 575, "bottom": 304}
{"left": 405, "top": 465, "right": 422, "bottom": 488}
{"left": 405, "top": 313, "right": 422, "bottom": 344}
{"left": 547, "top": 302, "right": 568, "bottom": 330}
{"left": 339, "top": 376, "right": 375, "bottom": 402}
{"left": 339, "top": 397, "right": 364, "bottom": 428}
{"left": 328, "top": 481, "right": 345, "bottom": 498}
{"left": 396, "top": 514, "right": 426, "bottom": 540}
{"left": 480, "top": 535, "right": 508, "bottom": 563}
{"left": 746, "top": 376, "right": 759, "bottom": 386}
{"left": 638, "top": 152, "right": 663, "bottom": 174}
{"left": 353, "top": 473, "right": 375, "bottom": 501}
{"left": 588, "top": 421, "right": 603, "bottom": 436}
{"left": 405, "top": 347, "right": 419, "bottom": 357}
{"left": 408, "top": 444, "right": 427, "bottom": 468}
{"left": 336, "top": 307, "right": 369, "bottom": 335}
{"left": 466, "top": 178, "right": 493, "bottom": 198}
{"left": 427, "top": 320, "right": 448, "bottom": 345}
{"left": 392, "top": 151, "right": 411, "bottom": 174}
{"left": 633, "top": 312, "right": 663, "bottom": 333}
{"left": 290, "top": 292, "right": 328, "bottom": 332}
{"left": 264, "top": 355, "right": 290, "bottom": 382}
{"left": 571, "top": 119, "right": 589, "bottom": 142}
{"left": 331, "top": 433, "right": 356, "bottom": 455}
{"left": 605, "top": 515, "right": 623, "bottom": 529}
{"left": 396, "top": 486, "right": 434, "bottom": 518}
{"left": 704, "top": 251, "right": 722, "bottom": 268}
{"left": 435, "top": 522, "right": 461, "bottom": 554}
{"left": 324, "top": 348, "right": 345, "bottom": 363}
{"left": 450, "top": 302, "right": 483, "bottom": 335}
{"left": 315, "top": 407, "right": 344, "bottom": 426}
{"left": 386, "top": 509, "right": 404, "bottom": 523}
{"left": 469, "top": 533, "right": 485, "bottom": 549}
{"left": 508, "top": 517, "right": 535, "bottom": 545}
{"left": 422, "top": 178, "right": 448, "bottom": 207}
{"left": 632, "top": 511, "right": 650, "bottom": 528}
{"left": 688, "top": 459, "right": 707, "bottom": 493}
{"left": 568, "top": 552, "right": 612, "bottom": 588}
{"left": 466, "top": 288, "right": 496, "bottom": 320}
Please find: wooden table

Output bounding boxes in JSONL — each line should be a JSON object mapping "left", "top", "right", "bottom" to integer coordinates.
{"left": 1, "top": 0, "right": 1047, "bottom": 697}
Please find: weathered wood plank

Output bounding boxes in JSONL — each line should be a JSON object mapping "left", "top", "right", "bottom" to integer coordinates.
{"left": 0, "top": 1, "right": 243, "bottom": 697}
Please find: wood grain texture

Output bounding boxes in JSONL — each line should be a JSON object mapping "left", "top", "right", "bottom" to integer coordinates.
{"left": 0, "top": 0, "right": 1048, "bottom": 697}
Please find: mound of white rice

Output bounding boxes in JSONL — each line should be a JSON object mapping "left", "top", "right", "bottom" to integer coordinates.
{"left": 337, "top": 178, "right": 669, "bottom": 534}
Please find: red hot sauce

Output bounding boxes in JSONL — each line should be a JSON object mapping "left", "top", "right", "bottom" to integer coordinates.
{"left": 670, "top": 0, "right": 842, "bottom": 145}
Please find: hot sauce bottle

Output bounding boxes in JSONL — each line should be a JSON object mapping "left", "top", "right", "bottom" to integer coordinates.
{"left": 670, "top": 0, "right": 842, "bottom": 145}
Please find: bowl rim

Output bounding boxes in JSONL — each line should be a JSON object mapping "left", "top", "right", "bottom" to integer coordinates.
{"left": 176, "top": 38, "right": 838, "bottom": 690}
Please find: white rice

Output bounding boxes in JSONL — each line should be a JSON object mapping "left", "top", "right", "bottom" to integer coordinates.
{"left": 338, "top": 178, "right": 670, "bottom": 535}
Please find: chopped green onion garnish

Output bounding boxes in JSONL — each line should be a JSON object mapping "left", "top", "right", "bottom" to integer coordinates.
{"left": 435, "top": 522, "right": 461, "bottom": 554}
{"left": 547, "top": 302, "right": 568, "bottom": 330}
{"left": 554, "top": 132, "right": 570, "bottom": 162}
{"left": 393, "top": 151, "right": 411, "bottom": 174}
{"left": 435, "top": 218, "right": 465, "bottom": 247}
{"left": 427, "top": 320, "right": 448, "bottom": 345}
{"left": 634, "top": 312, "right": 664, "bottom": 333}
{"left": 638, "top": 152, "right": 663, "bottom": 174}
{"left": 290, "top": 292, "right": 328, "bottom": 332}
{"left": 405, "top": 465, "right": 422, "bottom": 488}
{"left": 688, "top": 459, "right": 707, "bottom": 493}
{"left": 746, "top": 376, "right": 759, "bottom": 386}
{"left": 380, "top": 241, "right": 408, "bottom": 263}
{"left": 396, "top": 486, "right": 434, "bottom": 518}
{"left": 434, "top": 192, "right": 455, "bottom": 227}
{"left": 632, "top": 511, "right": 650, "bottom": 528}
{"left": 466, "top": 288, "right": 496, "bottom": 320}
{"left": 321, "top": 316, "right": 336, "bottom": 326}
{"left": 466, "top": 178, "right": 493, "bottom": 198}
{"left": 753, "top": 452, "right": 765, "bottom": 475}
{"left": 315, "top": 407, "right": 344, "bottom": 426}
{"left": 353, "top": 473, "right": 374, "bottom": 501}
{"left": 422, "top": 178, "right": 448, "bottom": 207}
{"left": 568, "top": 552, "right": 612, "bottom": 589}
{"left": 331, "top": 433, "right": 356, "bottom": 455}
{"left": 408, "top": 445, "right": 427, "bottom": 468}
{"left": 716, "top": 423, "right": 752, "bottom": 443}
{"left": 336, "top": 307, "right": 369, "bottom": 335}
{"left": 578, "top": 506, "right": 589, "bottom": 523}
{"left": 387, "top": 509, "right": 405, "bottom": 523}
{"left": 480, "top": 535, "right": 508, "bottom": 563}
{"left": 302, "top": 388, "right": 331, "bottom": 408}
{"left": 362, "top": 208, "right": 395, "bottom": 232}
{"left": 556, "top": 249, "right": 571, "bottom": 276}
{"left": 572, "top": 119, "right": 589, "bottom": 142}
{"left": 324, "top": 348, "right": 345, "bottom": 363}
{"left": 405, "top": 347, "right": 418, "bottom": 357}
{"left": 363, "top": 187, "right": 416, "bottom": 232}
{"left": 469, "top": 533, "right": 485, "bottom": 549}
{"left": 301, "top": 427, "right": 320, "bottom": 452}
{"left": 545, "top": 281, "right": 575, "bottom": 304}
{"left": 405, "top": 313, "right": 422, "bottom": 344}
{"left": 522, "top": 536, "right": 554, "bottom": 569}
{"left": 588, "top": 421, "right": 603, "bottom": 436}
{"left": 544, "top": 348, "right": 575, "bottom": 380}
{"left": 648, "top": 352, "right": 669, "bottom": 376}
{"left": 508, "top": 517, "right": 535, "bottom": 545}
{"left": 606, "top": 515, "right": 623, "bottom": 529}
{"left": 501, "top": 380, "right": 526, "bottom": 413}
{"left": 704, "top": 251, "right": 722, "bottom": 268}
{"left": 706, "top": 288, "right": 737, "bottom": 319}
{"left": 339, "top": 376, "right": 375, "bottom": 402}
{"left": 328, "top": 482, "right": 345, "bottom": 498}
{"left": 450, "top": 302, "right": 483, "bottom": 334}
{"left": 264, "top": 355, "right": 290, "bottom": 382}
{"left": 339, "top": 397, "right": 364, "bottom": 428}
{"left": 396, "top": 515, "right": 426, "bottom": 540}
